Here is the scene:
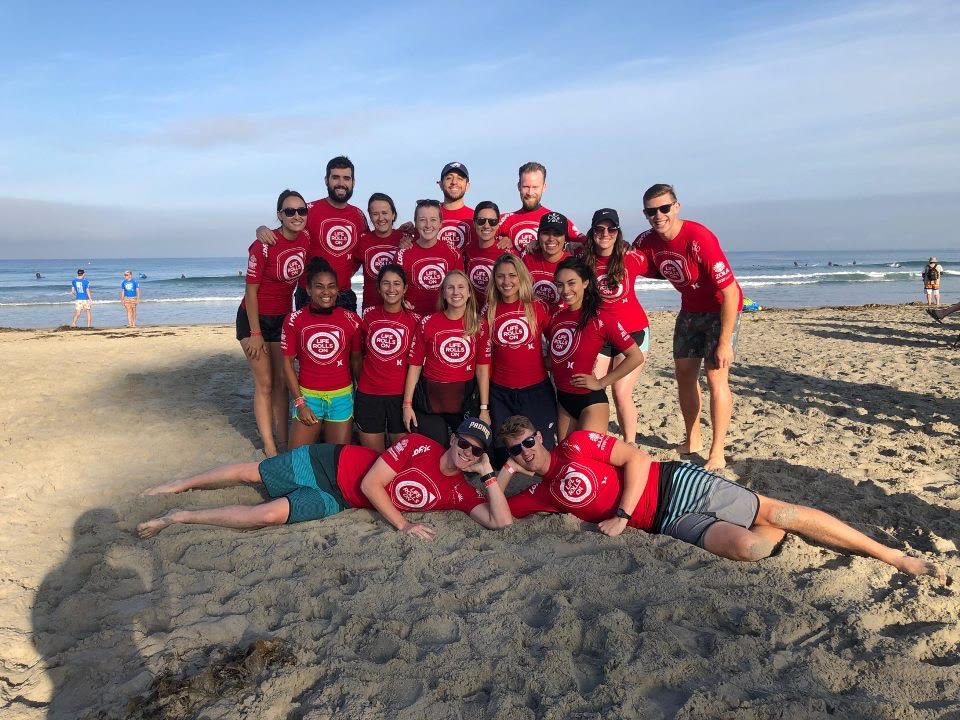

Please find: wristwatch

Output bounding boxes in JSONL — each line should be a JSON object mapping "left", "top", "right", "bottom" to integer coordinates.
{"left": 615, "top": 508, "right": 631, "bottom": 521}
{"left": 478, "top": 471, "right": 497, "bottom": 485}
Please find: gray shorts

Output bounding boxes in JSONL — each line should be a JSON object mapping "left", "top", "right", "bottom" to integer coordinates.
{"left": 653, "top": 462, "right": 759, "bottom": 547}
{"left": 673, "top": 311, "right": 740, "bottom": 368}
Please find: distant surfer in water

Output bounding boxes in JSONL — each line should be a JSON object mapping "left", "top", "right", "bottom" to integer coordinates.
{"left": 35, "top": 272, "right": 42, "bottom": 279}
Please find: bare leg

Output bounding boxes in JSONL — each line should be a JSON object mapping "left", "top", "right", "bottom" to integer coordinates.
{"left": 141, "top": 462, "right": 262, "bottom": 496}
{"left": 268, "top": 342, "right": 288, "bottom": 451}
{"left": 137, "top": 498, "right": 289, "bottom": 538}
{"left": 130, "top": 302, "right": 137, "bottom": 327}
{"left": 289, "top": 418, "right": 323, "bottom": 450}
{"left": 578, "top": 403, "right": 612, "bottom": 434}
{"left": 609, "top": 352, "right": 645, "bottom": 443}
{"left": 755, "top": 495, "right": 948, "bottom": 583}
{"left": 359, "top": 431, "right": 386, "bottom": 452}
{"left": 674, "top": 358, "right": 703, "bottom": 454}
{"left": 702, "top": 521, "right": 787, "bottom": 561}
{"left": 241, "top": 338, "right": 279, "bottom": 456}
{"left": 323, "top": 419, "right": 353, "bottom": 444}
{"left": 703, "top": 365, "right": 732, "bottom": 470}
{"left": 556, "top": 403, "right": 575, "bottom": 442}
{"left": 71, "top": 308, "right": 81, "bottom": 327}
{"left": 84, "top": 308, "right": 92, "bottom": 327}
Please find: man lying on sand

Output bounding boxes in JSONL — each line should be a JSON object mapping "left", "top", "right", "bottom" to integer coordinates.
{"left": 138, "top": 418, "right": 512, "bottom": 540}
{"left": 498, "top": 415, "right": 948, "bottom": 583}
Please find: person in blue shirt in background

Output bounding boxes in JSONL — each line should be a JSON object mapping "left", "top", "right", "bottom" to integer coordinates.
{"left": 70, "top": 269, "right": 93, "bottom": 328}
{"left": 120, "top": 270, "right": 141, "bottom": 327}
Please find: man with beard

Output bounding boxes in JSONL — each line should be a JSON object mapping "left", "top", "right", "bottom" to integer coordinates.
{"left": 497, "top": 415, "right": 948, "bottom": 584}
{"left": 437, "top": 162, "right": 474, "bottom": 250}
{"left": 257, "top": 156, "right": 368, "bottom": 311}
{"left": 498, "top": 162, "right": 582, "bottom": 254}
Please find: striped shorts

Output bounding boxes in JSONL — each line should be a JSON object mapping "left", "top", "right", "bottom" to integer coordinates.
{"left": 652, "top": 462, "right": 759, "bottom": 548}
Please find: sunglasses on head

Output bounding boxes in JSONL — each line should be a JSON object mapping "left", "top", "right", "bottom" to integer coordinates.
{"left": 507, "top": 434, "right": 537, "bottom": 457}
{"left": 643, "top": 203, "right": 674, "bottom": 218}
{"left": 475, "top": 217, "right": 499, "bottom": 227}
{"left": 456, "top": 437, "right": 485, "bottom": 458}
{"left": 281, "top": 207, "right": 309, "bottom": 217}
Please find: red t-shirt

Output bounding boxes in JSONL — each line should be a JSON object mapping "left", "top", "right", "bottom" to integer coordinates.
{"left": 357, "top": 306, "right": 421, "bottom": 395}
{"left": 439, "top": 205, "right": 474, "bottom": 250}
{"left": 395, "top": 241, "right": 464, "bottom": 316}
{"left": 281, "top": 306, "right": 361, "bottom": 390}
{"left": 487, "top": 299, "right": 551, "bottom": 388}
{"left": 338, "top": 434, "right": 486, "bottom": 514}
{"left": 632, "top": 221, "right": 742, "bottom": 313}
{"left": 547, "top": 307, "right": 633, "bottom": 394}
{"left": 464, "top": 235, "right": 512, "bottom": 297}
{"left": 242, "top": 231, "right": 309, "bottom": 315}
{"left": 498, "top": 206, "right": 582, "bottom": 254}
{"left": 592, "top": 251, "right": 650, "bottom": 333}
{"left": 408, "top": 312, "right": 491, "bottom": 382}
{"left": 333, "top": 444, "right": 381, "bottom": 504}
{"left": 507, "top": 431, "right": 660, "bottom": 529}
{"left": 304, "top": 198, "right": 369, "bottom": 289}
{"left": 522, "top": 249, "right": 572, "bottom": 311}
{"left": 353, "top": 229, "right": 404, "bottom": 311}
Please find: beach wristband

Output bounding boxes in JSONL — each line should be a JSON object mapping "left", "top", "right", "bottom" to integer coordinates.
{"left": 481, "top": 472, "right": 498, "bottom": 488}
{"left": 503, "top": 463, "right": 517, "bottom": 475}
{"left": 294, "top": 396, "right": 306, "bottom": 408}
{"left": 402, "top": 401, "right": 413, "bottom": 408}
{"left": 479, "top": 404, "right": 488, "bottom": 410}
{"left": 249, "top": 330, "right": 262, "bottom": 337}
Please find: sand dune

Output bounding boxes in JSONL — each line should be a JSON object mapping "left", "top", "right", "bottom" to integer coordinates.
{"left": 1, "top": 306, "right": 958, "bottom": 719}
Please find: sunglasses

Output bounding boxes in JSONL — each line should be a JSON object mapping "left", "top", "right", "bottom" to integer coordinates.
{"left": 643, "top": 203, "right": 674, "bottom": 218}
{"left": 592, "top": 225, "right": 619, "bottom": 236}
{"left": 475, "top": 217, "right": 499, "bottom": 227}
{"left": 507, "top": 434, "right": 537, "bottom": 457}
{"left": 456, "top": 437, "right": 485, "bottom": 458}
{"left": 281, "top": 207, "right": 309, "bottom": 217}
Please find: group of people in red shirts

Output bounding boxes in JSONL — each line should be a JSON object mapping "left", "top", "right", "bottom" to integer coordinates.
{"left": 133, "top": 155, "right": 946, "bottom": 584}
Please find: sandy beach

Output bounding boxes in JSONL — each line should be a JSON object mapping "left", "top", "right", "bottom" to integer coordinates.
{"left": 1, "top": 304, "right": 958, "bottom": 719}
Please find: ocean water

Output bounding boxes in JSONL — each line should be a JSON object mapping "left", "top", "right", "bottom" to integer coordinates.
{"left": 0, "top": 250, "right": 956, "bottom": 329}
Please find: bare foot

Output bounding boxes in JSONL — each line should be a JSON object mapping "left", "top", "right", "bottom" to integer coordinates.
{"left": 141, "top": 480, "right": 186, "bottom": 497}
{"left": 704, "top": 453, "right": 727, "bottom": 471}
{"left": 894, "top": 554, "right": 950, "bottom": 585}
{"left": 137, "top": 515, "right": 175, "bottom": 538}
{"left": 676, "top": 439, "right": 703, "bottom": 455}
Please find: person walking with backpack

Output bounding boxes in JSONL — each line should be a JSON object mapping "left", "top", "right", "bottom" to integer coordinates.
{"left": 922, "top": 257, "right": 944, "bottom": 306}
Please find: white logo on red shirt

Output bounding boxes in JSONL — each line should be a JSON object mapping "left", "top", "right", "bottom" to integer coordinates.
{"left": 323, "top": 223, "right": 354, "bottom": 254}
{"left": 369, "top": 326, "right": 404, "bottom": 359}
{"left": 514, "top": 228, "right": 538, "bottom": 252}
{"left": 712, "top": 261, "right": 731, "bottom": 282}
{"left": 439, "top": 223, "right": 468, "bottom": 249}
{"left": 469, "top": 263, "right": 492, "bottom": 291}
{"left": 438, "top": 336, "right": 470, "bottom": 365}
{"left": 587, "top": 432, "right": 605, "bottom": 446}
{"left": 656, "top": 251, "right": 691, "bottom": 286}
{"left": 305, "top": 328, "right": 343, "bottom": 361}
{"left": 281, "top": 252, "right": 305, "bottom": 280}
{"left": 554, "top": 466, "right": 597, "bottom": 506}
{"left": 596, "top": 273, "right": 625, "bottom": 301}
{"left": 247, "top": 254, "right": 258, "bottom": 272}
{"left": 532, "top": 280, "right": 559, "bottom": 304}
{"left": 393, "top": 472, "right": 439, "bottom": 510}
{"left": 414, "top": 260, "right": 446, "bottom": 289}
{"left": 497, "top": 318, "right": 530, "bottom": 346}
{"left": 549, "top": 323, "right": 578, "bottom": 360}
{"left": 370, "top": 250, "right": 395, "bottom": 274}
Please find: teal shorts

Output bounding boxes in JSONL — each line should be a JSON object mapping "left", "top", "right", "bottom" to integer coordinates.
{"left": 291, "top": 385, "right": 354, "bottom": 423}
{"left": 258, "top": 444, "right": 350, "bottom": 523}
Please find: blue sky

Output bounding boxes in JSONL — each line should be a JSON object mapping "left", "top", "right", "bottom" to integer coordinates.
{"left": 1, "top": 1, "right": 958, "bottom": 257}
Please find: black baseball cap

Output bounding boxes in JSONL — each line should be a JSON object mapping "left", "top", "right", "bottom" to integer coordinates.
{"left": 440, "top": 162, "right": 469, "bottom": 181}
{"left": 456, "top": 417, "right": 492, "bottom": 450}
{"left": 538, "top": 211, "right": 568, "bottom": 235}
{"left": 591, "top": 208, "right": 620, "bottom": 228}
{"left": 77, "top": 269, "right": 85, "bottom": 275}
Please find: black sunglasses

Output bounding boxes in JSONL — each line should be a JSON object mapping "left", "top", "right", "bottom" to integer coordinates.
{"left": 475, "top": 217, "right": 499, "bottom": 227}
{"left": 456, "top": 437, "right": 485, "bottom": 458}
{"left": 643, "top": 203, "right": 674, "bottom": 218}
{"left": 507, "top": 434, "right": 537, "bottom": 457}
{"left": 592, "top": 225, "right": 619, "bottom": 236}
{"left": 281, "top": 207, "right": 309, "bottom": 217}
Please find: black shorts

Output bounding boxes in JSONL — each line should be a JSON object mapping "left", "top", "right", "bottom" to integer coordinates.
{"left": 673, "top": 311, "right": 740, "bottom": 367}
{"left": 599, "top": 329, "right": 646, "bottom": 358}
{"left": 294, "top": 286, "right": 358, "bottom": 312}
{"left": 354, "top": 391, "right": 405, "bottom": 435}
{"left": 556, "top": 388, "right": 608, "bottom": 419}
{"left": 236, "top": 305, "right": 286, "bottom": 342}
{"left": 490, "top": 379, "right": 558, "bottom": 453}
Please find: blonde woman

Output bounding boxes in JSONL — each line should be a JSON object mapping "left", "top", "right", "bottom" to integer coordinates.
{"left": 402, "top": 270, "right": 491, "bottom": 445}
{"left": 485, "top": 254, "right": 557, "bottom": 464}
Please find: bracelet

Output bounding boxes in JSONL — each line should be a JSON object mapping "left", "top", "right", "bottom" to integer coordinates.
{"left": 484, "top": 477, "right": 499, "bottom": 488}
{"left": 294, "top": 396, "right": 306, "bottom": 408}
{"left": 503, "top": 462, "right": 517, "bottom": 475}
{"left": 249, "top": 330, "right": 262, "bottom": 337}
{"left": 479, "top": 404, "right": 488, "bottom": 410}
{"left": 402, "top": 401, "right": 413, "bottom": 408}
{"left": 479, "top": 471, "right": 497, "bottom": 486}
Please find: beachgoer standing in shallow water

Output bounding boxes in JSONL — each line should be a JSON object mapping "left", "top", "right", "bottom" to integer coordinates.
{"left": 632, "top": 183, "right": 742, "bottom": 471}
{"left": 70, "top": 269, "right": 92, "bottom": 327}
{"left": 923, "top": 256, "right": 944, "bottom": 306}
{"left": 120, "top": 270, "right": 141, "bottom": 327}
